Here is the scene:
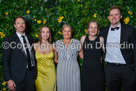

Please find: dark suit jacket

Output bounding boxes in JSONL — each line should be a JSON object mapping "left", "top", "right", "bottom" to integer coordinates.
{"left": 2, "top": 33, "right": 37, "bottom": 82}
{"left": 100, "top": 24, "right": 136, "bottom": 70}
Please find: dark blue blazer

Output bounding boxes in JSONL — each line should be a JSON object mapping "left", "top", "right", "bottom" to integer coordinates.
{"left": 2, "top": 33, "right": 37, "bottom": 82}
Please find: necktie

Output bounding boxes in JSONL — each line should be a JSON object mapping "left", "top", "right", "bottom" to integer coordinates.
{"left": 111, "top": 27, "right": 119, "bottom": 31}
{"left": 21, "top": 35, "right": 32, "bottom": 69}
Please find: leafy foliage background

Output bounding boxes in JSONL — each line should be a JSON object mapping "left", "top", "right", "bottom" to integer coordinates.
{"left": 0, "top": 0, "right": 136, "bottom": 90}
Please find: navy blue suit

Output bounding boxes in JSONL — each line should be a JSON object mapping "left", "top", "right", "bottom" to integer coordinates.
{"left": 2, "top": 33, "right": 37, "bottom": 91}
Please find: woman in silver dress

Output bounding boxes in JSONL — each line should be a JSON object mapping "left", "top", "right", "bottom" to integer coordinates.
{"left": 55, "top": 24, "right": 82, "bottom": 91}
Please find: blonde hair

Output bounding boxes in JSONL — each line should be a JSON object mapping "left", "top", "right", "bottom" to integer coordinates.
{"left": 61, "top": 24, "right": 73, "bottom": 33}
{"left": 87, "top": 20, "right": 99, "bottom": 35}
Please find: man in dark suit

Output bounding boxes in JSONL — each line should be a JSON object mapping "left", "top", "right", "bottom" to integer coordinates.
{"left": 100, "top": 6, "right": 136, "bottom": 91}
{"left": 2, "top": 16, "right": 37, "bottom": 91}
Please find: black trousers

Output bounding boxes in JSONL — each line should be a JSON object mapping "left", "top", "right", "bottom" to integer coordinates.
{"left": 105, "top": 64, "right": 136, "bottom": 91}
{"left": 14, "top": 68, "right": 35, "bottom": 91}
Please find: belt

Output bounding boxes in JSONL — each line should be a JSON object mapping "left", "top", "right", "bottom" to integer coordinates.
{"left": 106, "top": 62, "right": 126, "bottom": 66}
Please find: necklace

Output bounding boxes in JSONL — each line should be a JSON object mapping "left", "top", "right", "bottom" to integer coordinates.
{"left": 62, "top": 39, "right": 71, "bottom": 51}
{"left": 88, "top": 35, "right": 97, "bottom": 45}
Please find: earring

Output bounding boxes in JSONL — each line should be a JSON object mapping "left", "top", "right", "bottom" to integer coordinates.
{"left": 87, "top": 31, "right": 89, "bottom": 34}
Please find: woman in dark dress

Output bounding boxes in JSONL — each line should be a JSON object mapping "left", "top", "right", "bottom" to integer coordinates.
{"left": 80, "top": 20, "right": 105, "bottom": 91}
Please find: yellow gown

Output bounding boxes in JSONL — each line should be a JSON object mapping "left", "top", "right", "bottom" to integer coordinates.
{"left": 35, "top": 51, "right": 56, "bottom": 91}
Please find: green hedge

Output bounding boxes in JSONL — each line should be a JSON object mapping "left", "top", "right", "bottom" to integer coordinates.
{"left": 0, "top": 0, "right": 136, "bottom": 90}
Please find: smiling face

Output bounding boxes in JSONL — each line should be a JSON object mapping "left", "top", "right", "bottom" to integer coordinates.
{"left": 108, "top": 9, "right": 122, "bottom": 27}
{"left": 41, "top": 27, "right": 50, "bottom": 41}
{"left": 14, "top": 18, "right": 26, "bottom": 34}
{"left": 88, "top": 22, "right": 98, "bottom": 36}
{"left": 62, "top": 27, "right": 72, "bottom": 39}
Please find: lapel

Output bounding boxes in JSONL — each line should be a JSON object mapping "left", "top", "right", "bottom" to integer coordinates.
{"left": 27, "top": 35, "right": 32, "bottom": 46}
{"left": 13, "top": 33, "right": 26, "bottom": 57}
{"left": 120, "top": 24, "right": 126, "bottom": 44}
{"left": 105, "top": 24, "right": 125, "bottom": 45}
{"left": 104, "top": 26, "right": 110, "bottom": 46}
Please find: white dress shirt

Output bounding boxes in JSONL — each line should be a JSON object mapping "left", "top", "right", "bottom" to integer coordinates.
{"left": 16, "top": 32, "right": 31, "bottom": 55}
{"left": 105, "top": 23, "right": 126, "bottom": 64}
{"left": 16, "top": 32, "right": 34, "bottom": 67}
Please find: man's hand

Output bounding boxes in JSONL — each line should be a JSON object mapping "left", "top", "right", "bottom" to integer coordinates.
{"left": 7, "top": 79, "right": 16, "bottom": 91}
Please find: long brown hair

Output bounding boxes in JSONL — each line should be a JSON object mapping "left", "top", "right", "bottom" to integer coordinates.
{"left": 39, "top": 26, "right": 52, "bottom": 44}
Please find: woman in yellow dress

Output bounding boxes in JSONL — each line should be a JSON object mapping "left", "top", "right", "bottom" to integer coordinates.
{"left": 34, "top": 26, "right": 56, "bottom": 91}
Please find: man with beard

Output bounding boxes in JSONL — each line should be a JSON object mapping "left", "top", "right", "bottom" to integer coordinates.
{"left": 100, "top": 6, "right": 136, "bottom": 91}
{"left": 2, "top": 16, "right": 37, "bottom": 91}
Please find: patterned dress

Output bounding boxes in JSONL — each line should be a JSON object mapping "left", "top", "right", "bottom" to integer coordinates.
{"left": 56, "top": 39, "right": 81, "bottom": 91}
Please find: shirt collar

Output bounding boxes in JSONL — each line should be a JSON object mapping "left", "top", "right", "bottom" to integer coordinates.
{"left": 110, "top": 23, "right": 121, "bottom": 31}
{"left": 16, "top": 32, "right": 26, "bottom": 38}
{"left": 110, "top": 24, "right": 121, "bottom": 28}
